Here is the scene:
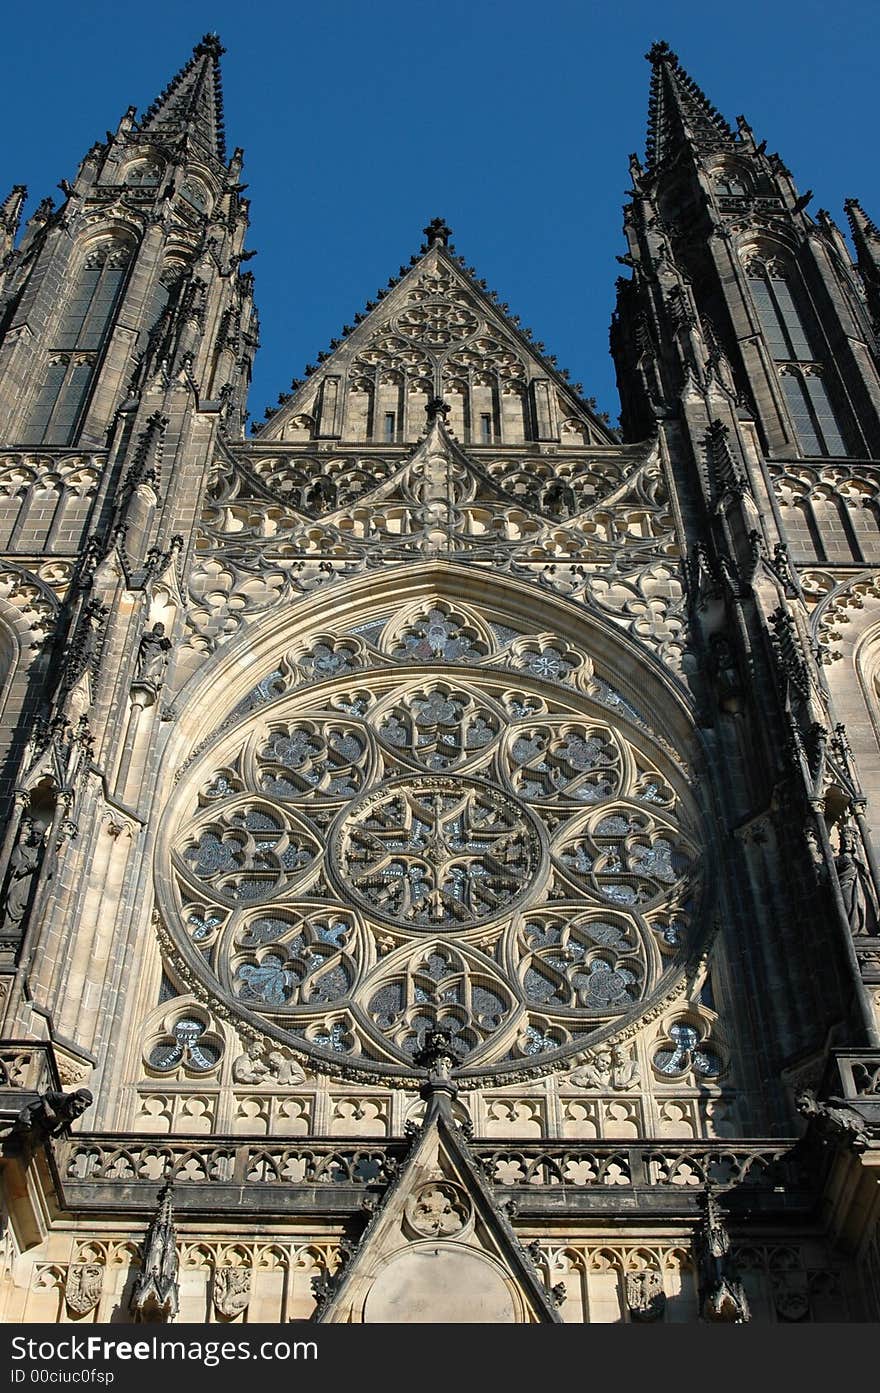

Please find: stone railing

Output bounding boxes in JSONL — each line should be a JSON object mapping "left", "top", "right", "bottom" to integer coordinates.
{"left": 56, "top": 1134, "right": 812, "bottom": 1216}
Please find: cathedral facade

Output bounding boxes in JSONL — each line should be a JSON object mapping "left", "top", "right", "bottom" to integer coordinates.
{"left": 0, "top": 34, "right": 878, "bottom": 1324}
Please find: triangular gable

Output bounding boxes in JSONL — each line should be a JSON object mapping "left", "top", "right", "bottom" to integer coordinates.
{"left": 316, "top": 1082, "right": 561, "bottom": 1324}
{"left": 255, "top": 234, "right": 615, "bottom": 447}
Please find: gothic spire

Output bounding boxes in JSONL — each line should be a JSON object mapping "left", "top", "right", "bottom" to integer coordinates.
{"left": 645, "top": 41, "right": 733, "bottom": 170}
{"left": 139, "top": 34, "right": 227, "bottom": 164}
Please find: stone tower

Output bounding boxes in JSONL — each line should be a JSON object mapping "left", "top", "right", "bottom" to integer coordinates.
{"left": 0, "top": 36, "right": 878, "bottom": 1324}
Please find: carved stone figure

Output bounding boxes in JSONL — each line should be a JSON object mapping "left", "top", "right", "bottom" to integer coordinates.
{"left": 2, "top": 1087, "right": 93, "bottom": 1152}
{"left": 130, "top": 1182, "right": 178, "bottom": 1323}
{"left": 570, "top": 1050, "right": 613, "bottom": 1089}
{"left": 772, "top": 1275, "right": 810, "bottom": 1322}
{"left": 265, "top": 1049, "right": 306, "bottom": 1086}
{"left": 708, "top": 633, "right": 742, "bottom": 713}
{"left": 65, "top": 1263, "right": 104, "bottom": 1317}
{"left": 1, "top": 820, "right": 44, "bottom": 930}
{"left": 541, "top": 479, "right": 577, "bottom": 518}
{"left": 611, "top": 1045, "right": 641, "bottom": 1090}
{"left": 834, "top": 826, "right": 879, "bottom": 936}
{"left": 795, "top": 1088, "right": 869, "bottom": 1153}
{"left": 213, "top": 1266, "right": 251, "bottom": 1319}
{"left": 626, "top": 1271, "right": 666, "bottom": 1322}
{"left": 231, "top": 1039, "right": 269, "bottom": 1084}
{"left": 135, "top": 622, "right": 172, "bottom": 687}
{"left": 232, "top": 1039, "right": 306, "bottom": 1086}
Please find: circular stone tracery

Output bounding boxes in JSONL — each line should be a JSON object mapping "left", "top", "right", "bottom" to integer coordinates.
{"left": 332, "top": 775, "right": 544, "bottom": 928}
{"left": 163, "top": 662, "right": 702, "bottom": 1079}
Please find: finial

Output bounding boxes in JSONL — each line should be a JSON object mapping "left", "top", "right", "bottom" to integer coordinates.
{"left": 423, "top": 216, "right": 452, "bottom": 247}
{"left": 426, "top": 396, "right": 450, "bottom": 424}
{"left": 195, "top": 32, "right": 226, "bottom": 58}
{"left": 646, "top": 39, "right": 676, "bottom": 64}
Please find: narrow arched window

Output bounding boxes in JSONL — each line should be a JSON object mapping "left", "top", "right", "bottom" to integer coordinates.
{"left": 714, "top": 172, "right": 747, "bottom": 197}
{"left": 23, "top": 241, "right": 133, "bottom": 444}
{"left": 747, "top": 258, "right": 851, "bottom": 457}
{"left": 780, "top": 367, "right": 848, "bottom": 459}
{"left": 180, "top": 180, "right": 208, "bottom": 214}
{"left": 747, "top": 260, "right": 814, "bottom": 360}
{"left": 125, "top": 162, "right": 162, "bottom": 187}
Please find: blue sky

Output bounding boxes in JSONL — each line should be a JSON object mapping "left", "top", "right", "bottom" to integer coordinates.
{"left": 2, "top": 0, "right": 877, "bottom": 427}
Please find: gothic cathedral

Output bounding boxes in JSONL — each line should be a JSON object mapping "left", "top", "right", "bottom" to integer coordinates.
{"left": 0, "top": 35, "right": 878, "bottom": 1325}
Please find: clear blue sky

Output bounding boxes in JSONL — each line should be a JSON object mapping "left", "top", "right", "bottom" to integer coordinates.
{"left": 2, "top": 0, "right": 877, "bottom": 427}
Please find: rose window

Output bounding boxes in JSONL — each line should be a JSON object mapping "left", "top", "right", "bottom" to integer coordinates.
{"left": 161, "top": 660, "right": 702, "bottom": 1080}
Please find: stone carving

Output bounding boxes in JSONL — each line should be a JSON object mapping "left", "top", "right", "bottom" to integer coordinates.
{"left": 795, "top": 1088, "right": 869, "bottom": 1153}
{"left": 1, "top": 819, "right": 44, "bottom": 931}
{"left": 834, "top": 826, "right": 879, "bottom": 936}
{"left": 541, "top": 479, "right": 577, "bottom": 518}
{"left": 213, "top": 1266, "right": 251, "bottom": 1319}
{"left": 404, "top": 1181, "right": 471, "bottom": 1237}
{"left": 626, "top": 1270, "right": 666, "bottom": 1322}
{"left": 135, "top": 621, "right": 172, "bottom": 687}
{"left": 772, "top": 1274, "right": 810, "bottom": 1322}
{"left": 231, "top": 1039, "right": 306, "bottom": 1087}
{"left": 55, "top": 1056, "right": 91, "bottom": 1087}
{"left": 64, "top": 1263, "right": 103, "bottom": 1317}
{"left": 569, "top": 1044, "right": 641, "bottom": 1091}
{"left": 130, "top": 1182, "right": 178, "bottom": 1323}
{"left": 2, "top": 1087, "right": 93, "bottom": 1152}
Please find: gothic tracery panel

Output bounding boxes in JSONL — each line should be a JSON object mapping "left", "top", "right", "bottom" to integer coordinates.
{"left": 160, "top": 637, "right": 703, "bottom": 1082}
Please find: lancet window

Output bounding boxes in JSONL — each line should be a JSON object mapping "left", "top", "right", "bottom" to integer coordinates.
{"left": 23, "top": 241, "right": 133, "bottom": 444}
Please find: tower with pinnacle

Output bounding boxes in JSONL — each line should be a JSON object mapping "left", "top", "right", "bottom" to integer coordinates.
{"left": 0, "top": 36, "right": 878, "bottom": 1325}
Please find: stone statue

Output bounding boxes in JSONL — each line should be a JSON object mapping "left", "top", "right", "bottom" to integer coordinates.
{"left": 266, "top": 1049, "right": 306, "bottom": 1086}
{"left": 2, "top": 1087, "right": 93, "bottom": 1153}
{"left": 708, "top": 633, "right": 742, "bottom": 714}
{"left": 570, "top": 1050, "right": 613, "bottom": 1089}
{"left": 135, "top": 622, "right": 172, "bottom": 687}
{"left": 2, "top": 820, "right": 44, "bottom": 930}
{"left": 231, "top": 1038, "right": 269, "bottom": 1084}
{"left": 541, "top": 479, "right": 577, "bottom": 518}
{"left": 834, "top": 827, "right": 878, "bottom": 936}
{"left": 611, "top": 1045, "right": 641, "bottom": 1090}
{"left": 231, "top": 1040, "right": 306, "bottom": 1087}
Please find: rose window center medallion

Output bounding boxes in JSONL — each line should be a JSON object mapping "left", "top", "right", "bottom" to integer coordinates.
{"left": 333, "top": 775, "right": 544, "bottom": 928}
